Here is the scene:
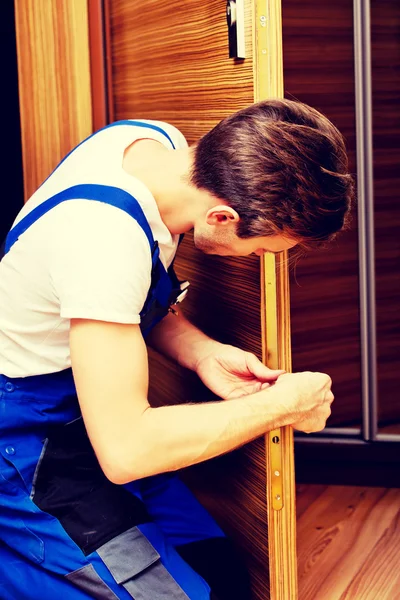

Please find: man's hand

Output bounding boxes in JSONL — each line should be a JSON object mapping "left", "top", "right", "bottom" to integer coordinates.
{"left": 272, "top": 372, "right": 334, "bottom": 433}
{"left": 195, "top": 344, "right": 285, "bottom": 400}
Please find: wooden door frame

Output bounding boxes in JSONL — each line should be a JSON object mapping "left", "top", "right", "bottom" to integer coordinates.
{"left": 87, "top": 0, "right": 114, "bottom": 130}
{"left": 14, "top": 0, "right": 93, "bottom": 200}
{"left": 254, "top": 2, "right": 297, "bottom": 597}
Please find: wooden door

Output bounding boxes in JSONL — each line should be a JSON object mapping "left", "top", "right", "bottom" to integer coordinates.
{"left": 104, "top": 1, "right": 296, "bottom": 598}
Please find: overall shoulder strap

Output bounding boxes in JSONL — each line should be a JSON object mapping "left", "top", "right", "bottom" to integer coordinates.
{"left": 4, "top": 184, "right": 155, "bottom": 256}
{"left": 2, "top": 120, "right": 176, "bottom": 258}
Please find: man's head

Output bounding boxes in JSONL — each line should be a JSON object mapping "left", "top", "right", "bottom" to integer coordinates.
{"left": 190, "top": 99, "right": 354, "bottom": 256}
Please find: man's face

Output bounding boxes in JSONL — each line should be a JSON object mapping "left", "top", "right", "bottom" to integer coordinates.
{"left": 193, "top": 212, "right": 298, "bottom": 257}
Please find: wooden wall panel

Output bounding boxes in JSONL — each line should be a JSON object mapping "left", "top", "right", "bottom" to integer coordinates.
{"left": 14, "top": 0, "right": 93, "bottom": 200}
{"left": 109, "top": 0, "right": 254, "bottom": 142}
{"left": 371, "top": 0, "right": 400, "bottom": 428}
{"left": 108, "top": 1, "right": 295, "bottom": 598}
{"left": 281, "top": 0, "right": 362, "bottom": 426}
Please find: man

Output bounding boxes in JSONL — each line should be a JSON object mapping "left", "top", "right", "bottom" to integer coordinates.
{"left": 0, "top": 99, "right": 352, "bottom": 599}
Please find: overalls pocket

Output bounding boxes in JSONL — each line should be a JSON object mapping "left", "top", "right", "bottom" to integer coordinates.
{"left": 1, "top": 512, "right": 44, "bottom": 565}
{"left": 97, "top": 526, "right": 189, "bottom": 600}
{"left": 0, "top": 446, "right": 26, "bottom": 491}
{"left": 0, "top": 444, "right": 38, "bottom": 494}
{"left": 0, "top": 465, "right": 45, "bottom": 565}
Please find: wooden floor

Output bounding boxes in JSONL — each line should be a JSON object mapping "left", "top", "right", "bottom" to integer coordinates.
{"left": 296, "top": 484, "right": 400, "bottom": 600}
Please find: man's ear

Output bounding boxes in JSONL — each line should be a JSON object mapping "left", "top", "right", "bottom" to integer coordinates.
{"left": 205, "top": 205, "right": 240, "bottom": 226}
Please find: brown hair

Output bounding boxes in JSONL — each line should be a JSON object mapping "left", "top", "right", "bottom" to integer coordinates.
{"left": 191, "top": 99, "right": 354, "bottom": 248}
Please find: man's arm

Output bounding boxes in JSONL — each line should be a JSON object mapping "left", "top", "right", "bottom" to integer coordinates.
{"left": 146, "top": 311, "right": 221, "bottom": 371}
{"left": 70, "top": 319, "right": 333, "bottom": 485}
{"left": 147, "top": 311, "right": 286, "bottom": 400}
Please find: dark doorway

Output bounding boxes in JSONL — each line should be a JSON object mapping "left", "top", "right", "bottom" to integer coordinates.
{"left": 1, "top": 1, "right": 24, "bottom": 243}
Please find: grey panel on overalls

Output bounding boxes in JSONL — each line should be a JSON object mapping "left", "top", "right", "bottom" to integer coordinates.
{"left": 65, "top": 564, "right": 120, "bottom": 599}
{"left": 97, "top": 527, "right": 190, "bottom": 599}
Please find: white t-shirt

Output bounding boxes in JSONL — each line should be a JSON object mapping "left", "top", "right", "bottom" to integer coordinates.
{"left": 0, "top": 120, "right": 188, "bottom": 378}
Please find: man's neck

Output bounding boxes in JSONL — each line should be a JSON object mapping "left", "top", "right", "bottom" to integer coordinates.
{"left": 122, "top": 139, "right": 199, "bottom": 235}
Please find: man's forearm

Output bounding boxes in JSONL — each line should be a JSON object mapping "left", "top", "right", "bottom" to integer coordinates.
{"left": 146, "top": 311, "right": 221, "bottom": 371}
{"left": 109, "top": 384, "right": 295, "bottom": 484}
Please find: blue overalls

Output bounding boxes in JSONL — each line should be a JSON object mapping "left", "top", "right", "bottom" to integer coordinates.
{"left": 0, "top": 123, "right": 251, "bottom": 600}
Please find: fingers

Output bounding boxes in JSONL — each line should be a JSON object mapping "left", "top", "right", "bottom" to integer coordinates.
{"left": 312, "top": 372, "right": 332, "bottom": 390}
{"left": 293, "top": 402, "right": 332, "bottom": 434}
{"left": 246, "top": 353, "right": 286, "bottom": 381}
{"left": 326, "top": 390, "right": 334, "bottom": 404}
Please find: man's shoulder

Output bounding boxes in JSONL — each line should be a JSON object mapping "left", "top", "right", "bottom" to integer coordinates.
{"left": 109, "top": 119, "right": 188, "bottom": 150}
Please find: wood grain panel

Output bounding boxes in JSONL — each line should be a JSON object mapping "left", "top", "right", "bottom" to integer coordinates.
{"left": 109, "top": 0, "right": 254, "bottom": 144}
{"left": 108, "top": 1, "right": 296, "bottom": 597}
{"left": 14, "top": 0, "right": 93, "bottom": 200}
{"left": 255, "top": 21, "right": 298, "bottom": 593}
{"left": 371, "top": 0, "right": 400, "bottom": 429}
{"left": 282, "top": 0, "right": 362, "bottom": 426}
{"left": 149, "top": 230, "right": 272, "bottom": 597}
{"left": 88, "top": 0, "right": 108, "bottom": 130}
{"left": 297, "top": 485, "right": 400, "bottom": 600}
{"left": 261, "top": 256, "right": 297, "bottom": 594}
